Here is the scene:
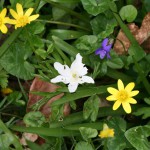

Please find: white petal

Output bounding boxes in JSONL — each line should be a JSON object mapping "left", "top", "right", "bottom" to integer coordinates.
{"left": 71, "top": 53, "right": 88, "bottom": 76}
{"left": 54, "top": 62, "right": 70, "bottom": 76}
{"left": 71, "top": 53, "right": 83, "bottom": 69}
{"left": 68, "top": 83, "right": 78, "bottom": 93}
{"left": 51, "top": 75, "right": 69, "bottom": 84}
{"left": 79, "top": 76, "right": 94, "bottom": 84}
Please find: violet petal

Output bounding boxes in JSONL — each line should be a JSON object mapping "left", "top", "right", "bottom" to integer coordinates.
{"left": 99, "top": 50, "right": 107, "bottom": 59}
{"left": 95, "top": 48, "right": 103, "bottom": 55}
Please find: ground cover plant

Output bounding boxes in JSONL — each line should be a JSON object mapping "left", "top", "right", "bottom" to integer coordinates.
{"left": 0, "top": 0, "right": 150, "bottom": 149}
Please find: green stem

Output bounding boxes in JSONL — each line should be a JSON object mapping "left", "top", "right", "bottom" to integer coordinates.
{"left": 17, "top": 78, "right": 28, "bottom": 102}
{"left": 133, "top": 57, "right": 150, "bottom": 94}
{"left": 111, "top": 7, "right": 150, "bottom": 94}
{"left": 0, "top": 28, "right": 22, "bottom": 58}
{"left": 24, "top": 27, "right": 36, "bottom": 52}
{"left": 55, "top": 45, "right": 71, "bottom": 65}
{"left": 112, "top": 11, "right": 138, "bottom": 45}
{"left": 34, "top": 0, "right": 41, "bottom": 13}
{"left": 106, "top": 68, "right": 133, "bottom": 82}
{"left": 37, "top": 19, "right": 91, "bottom": 32}
{"left": 43, "top": 0, "right": 89, "bottom": 23}
{"left": 49, "top": 104, "right": 141, "bottom": 128}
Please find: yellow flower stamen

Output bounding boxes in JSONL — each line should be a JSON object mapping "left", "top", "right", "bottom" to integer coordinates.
{"left": 98, "top": 124, "right": 114, "bottom": 138}
{"left": 117, "top": 90, "right": 129, "bottom": 102}
{"left": 106, "top": 79, "right": 139, "bottom": 114}
{"left": 17, "top": 16, "right": 29, "bottom": 27}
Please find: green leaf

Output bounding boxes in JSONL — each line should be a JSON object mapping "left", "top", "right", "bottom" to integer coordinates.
{"left": 51, "top": 29, "right": 87, "bottom": 40}
{"left": 26, "top": 140, "right": 42, "bottom": 150}
{"left": 23, "top": 111, "right": 46, "bottom": 127}
{"left": 128, "top": 45, "right": 146, "bottom": 61}
{"left": 106, "top": 58, "right": 124, "bottom": 69}
{"left": 0, "top": 43, "right": 35, "bottom": 80}
{"left": 74, "top": 35, "right": 99, "bottom": 54}
{"left": 35, "top": 49, "right": 47, "bottom": 59}
{"left": 119, "top": 5, "right": 137, "bottom": 22}
{"left": 134, "top": 107, "right": 150, "bottom": 119}
{"left": 11, "top": 125, "right": 79, "bottom": 137}
{"left": 125, "top": 125, "right": 150, "bottom": 150}
{"left": 31, "top": 35, "right": 44, "bottom": 48}
{"left": 51, "top": 86, "right": 107, "bottom": 106}
{"left": 0, "top": 69, "right": 8, "bottom": 88}
{"left": 79, "top": 127, "right": 98, "bottom": 141}
{"left": 106, "top": 117, "right": 127, "bottom": 150}
{"left": 52, "top": 36, "right": 79, "bottom": 56}
{"left": 144, "top": 97, "right": 150, "bottom": 105}
{"left": 83, "top": 95, "right": 100, "bottom": 121}
{"left": 0, "top": 133, "right": 20, "bottom": 150}
{"left": 81, "top": 0, "right": 110, "bottom": 16}
{"left": 27, "top": 22, "right": 45, "bottom": 35}
{"left": 65, "top": 122, "right": 103, "bottom": 131}
{"left": 49, "top": 0, "right": 79, "bottom": 3}
{"left": 7, "top": 91, "right": 25, "bottom": 106}
{"left": 90, "top": 13, "right": 117, "bottom": 38}
{"left": 74, "top": 141, "right": 94, "bottom": 150}
{"left": 143, "top": 0, "right": 150, "bottom": 12}
{"left": 0, "top": 119, "right": 23, "bottom": 150}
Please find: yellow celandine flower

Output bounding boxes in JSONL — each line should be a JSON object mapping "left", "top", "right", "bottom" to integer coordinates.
{"left": 0, "top": 8, "right": 11, "bottom": 33}
{"left": 98, "top": 124, "right": 114, "bottom": 138}
{"left": 106, "top": 79, "right": 139, "bottom": 114}
{"left": 9, "top": 3, "right": 39, "bottom": 29}
{"left": 1, "top": 88, "right": 13, "bottom": 95}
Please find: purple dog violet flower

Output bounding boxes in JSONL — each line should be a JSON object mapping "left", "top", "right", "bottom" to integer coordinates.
{"left": 95, "top": 38, "right": 113, "bottom": 59}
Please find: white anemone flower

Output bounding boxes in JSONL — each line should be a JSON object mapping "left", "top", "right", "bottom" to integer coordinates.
{"left": 51, "top": 53, "right": 94, "bottom": 93}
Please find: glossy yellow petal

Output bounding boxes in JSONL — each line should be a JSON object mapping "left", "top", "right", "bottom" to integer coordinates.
{"left": 25, "top": 8, "right": 34, "bottom": 16}
{"left": 125, "top": 82, "right": 135, "bottom": 92}
{"left": 130, "top": 90, "right": 139, "bottom": 97}
{"left": 10, "top": 9, "right": 18, "bottom": 19}
{"left": 113, "top": 100, "right": 121, "bottom": 110}
{"left": 99, "top": 127, "right": 114, "bottom": 138}
{"left": 127, "top": 98, "right": 137, "bottom": 104}
{"left": 118, "top": 79, "right": 124, "bottom": 91}
{"left": 122, "top": 102, "right": 131, "bottom": 113}
{"left": 107, "top": 87, "right": 118, "bottom": 95}
{"left": 106, "top": 95, "right": 116, "bottom": 101}
{"left": 16, "top": 3, "right": 23, "bottom": 16}
{"left": 28, "top": 14, "right": 39, "bottom": 21}
{"left": 15, "top": 25, "right": 18, "bottom": 29}
{"left": 0, "top": 8, "right": 7, "bottom": 18}
{"left": 5, "top": 18, "right": 16, "bottom": 24}
{"left": 1, "top": 88, "right": 13, "bottom": 95}
{"left": 0, "top": 24, "right": 8, "bottom": 33}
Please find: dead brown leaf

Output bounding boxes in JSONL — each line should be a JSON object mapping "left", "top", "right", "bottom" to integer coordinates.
{"left": 114, "top": 12, "right": 150, "bottom": 54}
{"left": 27, "top": 77, "right": 70, "bottom": 118}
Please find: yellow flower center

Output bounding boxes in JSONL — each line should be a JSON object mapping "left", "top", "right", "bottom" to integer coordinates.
{"left": 72, "top": 73, "right": 77, "bottom": 78}
{"left": 117, "top": 90, "right": 128, "bottom": 102}
{"left": 17, "top": 16, "right": 29, "bottom": 27}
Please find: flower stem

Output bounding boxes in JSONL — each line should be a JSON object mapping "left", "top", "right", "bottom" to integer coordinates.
{"left": 37, "top": 19, "right": 91, "bottom": 32}
{"left": 106, "top": 68, "right": 133, "bottom": 82}
{"left": 133, "top": 56, "right": 150, "bottom": 94}
{"left": 0, "top": 28, "right": 22, "bottom": 58}
{"left": 111, "top": 6, "right": 150, "bottom": 94}
{"left": 111, "top": 11, "right": 138, "bottom": 45}
{"left": 43, "top": 0, "right": 89, "bottom": 23}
